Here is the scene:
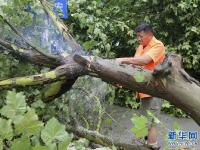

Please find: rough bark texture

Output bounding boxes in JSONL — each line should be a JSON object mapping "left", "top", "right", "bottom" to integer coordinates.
{"left": 0, "top": 38, "right": 61, "bottom": 68}
{"left": 0, "top": 59, "right": 84, "bottom": 89}
{"left": 66, "top": 125, "right": 149, "bottom": 150}
{"left": 73, "top": 54, "right": 200, "bottom": 126}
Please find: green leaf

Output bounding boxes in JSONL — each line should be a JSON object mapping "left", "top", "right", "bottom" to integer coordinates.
{"left": 44, "top": 82, "right": 61, "bottom": 98}
{"left": 31, "top": 100, "right": 45, "bottom": 109}
{"left": 0, "top": 139, "right": 3, "bottom": 150}
{"left": 162, "top": 101, "right": 171, "bottom": 108}
{"left": 0, "top": 91, "right": 27, "bottom": 120}
{"left": 58, "top": 141, "right": 72, "bottom": 150}
{"left": 14, "top": 108, "right": 44, "bottom": 136}
{"left": 130, "top": 114, "right": 148, "bottom": 138}
{"left": 105, "top": 118, "right": 112, "bottom": 127}
{"left": 41, "top": 118, "right": 72, "bottom": 146}
{"left": 105, "top": 43, "right": 111, "bottom": 51}
{"left": 10, "top": 136, "right": 32, "bottom": 150}
{"left": 83, "top": 40, "right": 96, "bottom": 50}
{"left": 70, "top": 138, "right": 89, "bottom": 150}
{"left": 147, "top": 110, "right": 160, "bottom": 124}
{"left": 0, "top": 118, "right": 13, "bottom": 140}
{"left": 47, "top": 143, "right": 56, "bottom": 150}
{"left": 95, "top": 148, "right": 112, "bottom": 150}
{"left": 32, "top": 145, "right": 49, "bottom": 150}
{"left": 134, "top": 72, "right": 145, "bottom": 82}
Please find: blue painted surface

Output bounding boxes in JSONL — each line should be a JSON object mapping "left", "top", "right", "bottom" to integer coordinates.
{"left": 53, "top": 0, "right": 68, "bottom": 19}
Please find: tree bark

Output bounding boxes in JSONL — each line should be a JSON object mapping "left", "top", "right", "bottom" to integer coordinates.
{"left": 73, "top": 54, "right": 200, "bottom": 126}
{"left": 38, "top": 1, "right": 200, "bottom": 126}
{"left": 39, "top": 79, "right": 77, "bottom": 102}
{"left": 0, "top": 38, "right": 61, "bottom": 68}
{"left": 0, "top": 60, "right": 84, "bottom": 89}
{"left": 66, "top": 124, "right": 149, "bottom": 150}
{"left": 0, "top": 51, "right": 200, "bottom": 126}
{"left": 40, "top": 0, "right": 83, "bottom": 52}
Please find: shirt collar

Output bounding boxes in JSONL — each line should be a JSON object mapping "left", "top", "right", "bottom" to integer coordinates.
{"left": 147, "top": 36, "right": 156, "bottom": 47}
{"left": 138, "top": 36, "right": 156, "bottom": 50}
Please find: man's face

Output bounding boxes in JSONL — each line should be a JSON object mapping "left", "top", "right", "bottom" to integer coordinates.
{"left": 136, "top": 31, "right": 152, "bottom": 46}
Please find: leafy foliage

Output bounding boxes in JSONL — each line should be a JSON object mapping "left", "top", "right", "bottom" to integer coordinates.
{"left": 161, "top": 100, "right": 188, "bottom": 118}
{"left": 0, "top": 90, "right": 27, "bottom": 120}
{"left": 66, "top": 0, "right": 200, "bottom": 77}
{"left": 14, "top": 108, "right": 44, "bottom": 136}
{"left": 131, "top": 113, "right": 148, "bottom": 138}
{"left": 66, "top": 0, "right": 137, "bottom": 57}
{"left": 134, "top": 72, "right": 145, "bottom": 83}
{"left": 10, "top": 137, "right": 32, "bottom": 150}
{"left": 66, "top": 0, "right": 200, "bottom": 110}
{"left": 41, "top": 117, "right": 72, "bottom": 148}
{"left": 0, "top": 91, "right": 76, "bottom": 150}
{"left": 147, "top": 110, "right": 160, "bottom": 124}
{"left": 0, "top": 118, "right": 13, "bottom": 140}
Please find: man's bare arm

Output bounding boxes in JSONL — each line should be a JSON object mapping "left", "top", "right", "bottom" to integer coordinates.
{"left": 116, "top": 54, "right": 153, "bottom": 66}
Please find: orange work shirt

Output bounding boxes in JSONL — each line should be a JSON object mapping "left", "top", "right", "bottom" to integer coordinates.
{"left": 134, "top": 36, "right": 165, "bottom": 99}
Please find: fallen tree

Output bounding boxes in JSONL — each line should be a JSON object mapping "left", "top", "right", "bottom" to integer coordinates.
{"left": 0, "top": 0, "right": 200, "bottom": 149}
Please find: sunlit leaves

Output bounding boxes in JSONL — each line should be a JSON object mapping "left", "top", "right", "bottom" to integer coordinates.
{"left": 95, "top": 148, "right": 112, "bottom": 150}
{"left": 0, "top": 91, "right": 76, "bottom": 150}
{"left": 0, "top": 139, "right": 2, "bottom": 150}
{"left": 0, "top": 91, "right": 27, "bottom": 120}
{"left": 134, "top": 72, "right": 145, "bottom": 83}
{"left": 147, "top": 110, "right": 160, "bottom": 124}
{"left": 1, "top": 0, "right": 34, "bottom": 25}
{"left": 14, "top": 108, "right": 44, "bottom": 136}
{"left": 70, "top": 138, "right": 89, "bottom": 150}
{"left": 0, "top": 118, "right": 13, "bottom": 140}
{"left": 131, "top": 113, "right": 148, "bottom": 138}
{"left": 32, "top": 145, "right": 49, "bottom": 150}
{"left": 162, "top": 100, "right": 187, "bottom": 117}
{"left": 10, "top": 137, "right": 32, "bottom": 150}
{"left": 68, "top": 0, "right": 134, "bottom": 57}
{"left": 41, "top": 117, "right": 72, "bottom": 148}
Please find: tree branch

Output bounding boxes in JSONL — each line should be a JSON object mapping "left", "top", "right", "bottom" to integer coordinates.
{"left": 66, "top": 125, "right": 149, "bottom": 150}
{"left": 40, "top": 0, "right": 83, "bottom": 54}
{"left": 0, "top": 38, "right": 61, "bottom": 68}
{"left": 0, "top": 14, "right": 56, "bottom": 59}
{"left": 0, "top": 62, "right": 85, "bottom": 90}
{"left": 73, "top": 54, "right": 200, "bottom": 126}
{"left": 39, "top": 79, "right": 77, "bottom": 102}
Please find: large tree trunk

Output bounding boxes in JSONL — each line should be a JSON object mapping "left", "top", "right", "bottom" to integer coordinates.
{"left": 73, "top": 54, "right": 200, "bottom": 126}
{"left": 66, "top": 124, "right": 149, "bottom": 150}
{"left": 0, "top": 51, "right": 199, "bottom": 126}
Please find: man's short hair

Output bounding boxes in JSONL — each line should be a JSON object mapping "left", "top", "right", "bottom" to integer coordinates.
{"left": 135, "top": 22, "right": 153, "bottom": 33}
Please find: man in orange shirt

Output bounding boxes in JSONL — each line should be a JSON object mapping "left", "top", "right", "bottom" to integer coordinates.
{"left": 116, "top": 22, "right": 165, "bottom": 149}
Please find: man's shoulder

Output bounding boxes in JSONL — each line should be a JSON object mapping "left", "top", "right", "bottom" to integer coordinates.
{"left": 135, "top": 44, "right": 143, "bottom": 52}
{"left": 152, "top": 37, "right": 164, "bottom": 47}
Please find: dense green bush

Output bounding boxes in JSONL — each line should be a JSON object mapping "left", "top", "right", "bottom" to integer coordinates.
{"left": 67, "top": 0, "right": 200, "bottom": 77}
{"left": 0, "top": 90, "right": 73, "bottom": 150}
